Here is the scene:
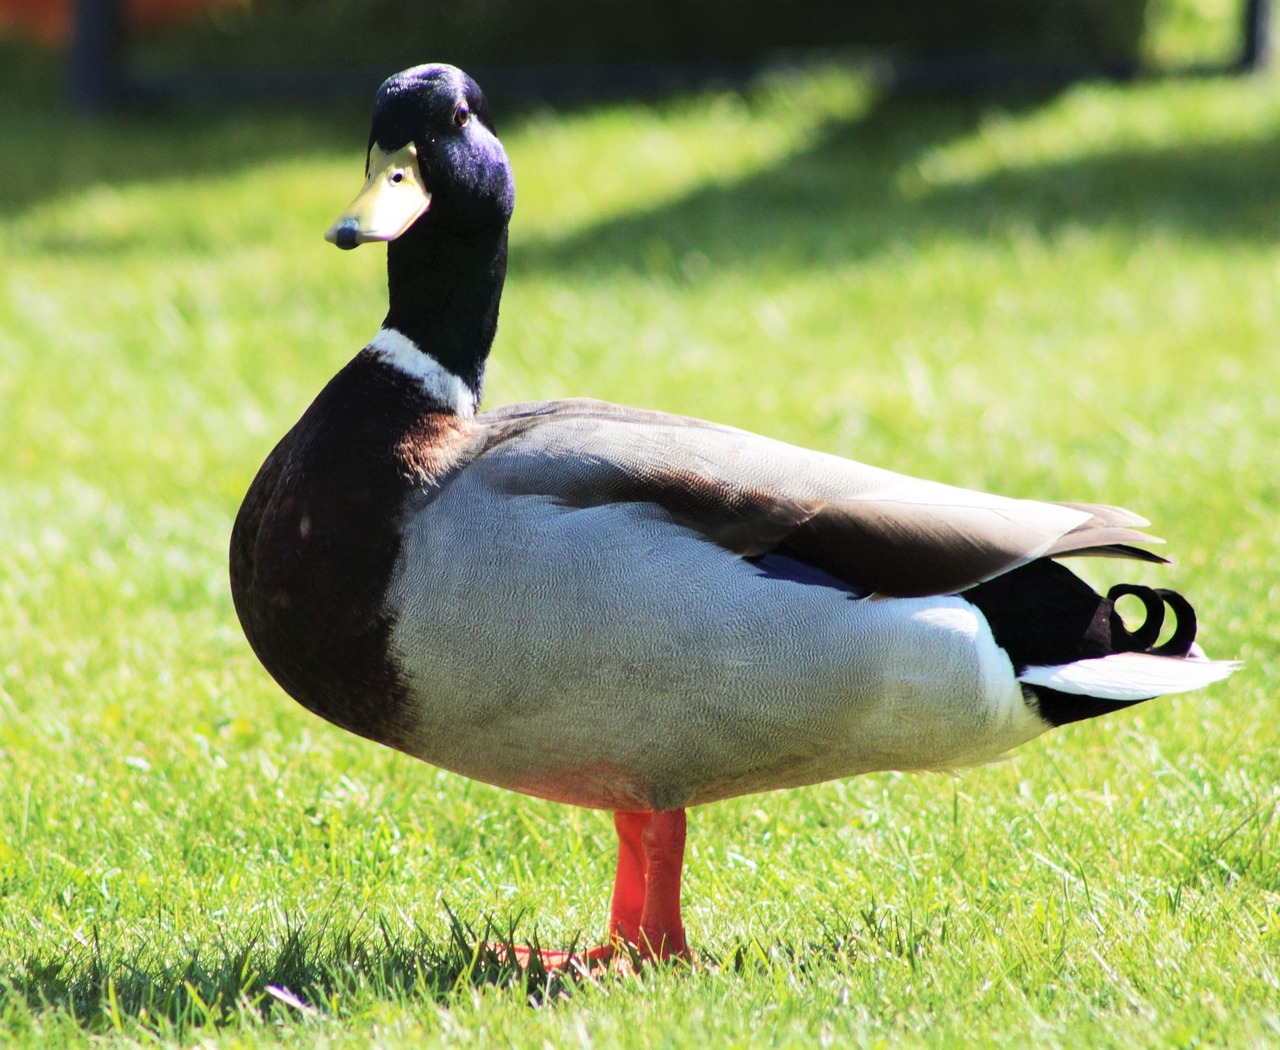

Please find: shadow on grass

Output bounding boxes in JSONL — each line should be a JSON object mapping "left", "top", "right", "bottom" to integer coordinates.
{"left": 7, "top": 36, "right": 1277, "bottom": 266}
{"left": 0, "top": 903, "right": 954, "bottom": 1036}
{"left": 0, "top": 911, "right": 590, "bottom": 1036}
{"left": 0, "top": 42, "right": 368, "bottom": 218}
{"left": 513, "top": 93, "right": 1280, "bottom": 285}
{"left": 0, "top": 105, "right": 364, "bottom": 219}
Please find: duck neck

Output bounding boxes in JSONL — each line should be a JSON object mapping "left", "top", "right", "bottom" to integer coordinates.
{"left": 379, "top": 217, "right": 508, "bottom": 414}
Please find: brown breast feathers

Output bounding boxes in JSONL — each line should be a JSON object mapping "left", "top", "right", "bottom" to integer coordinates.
{"left": 229, "top": 353, "right": 477, "bottom": 749}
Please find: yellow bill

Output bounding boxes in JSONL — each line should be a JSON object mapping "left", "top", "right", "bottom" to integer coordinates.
{"left": 325, "top": 144, "right": 431, "bottom": 250}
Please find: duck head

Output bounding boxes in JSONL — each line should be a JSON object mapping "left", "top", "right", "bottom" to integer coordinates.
{"left": 325, "top": 64, "right": 514, "bottom": 249}
{"left": 324, "top": 65, "right": 515, "bottom": 409}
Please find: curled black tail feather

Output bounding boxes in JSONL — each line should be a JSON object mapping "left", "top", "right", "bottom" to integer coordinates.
{"left": 1151, "top": 588, "right": 1197, "bottom": 656}
{"left": 1101, "top": 584, "right": 1197, "bottom": 657}
{"left": 1105, "top": 584, "right": 1166, "bottom": 651}
{"left": 964, "top": 560, "right": 1203, "bottom": 727}
{"left": 964, "top": 560, "right": 1200, "bottom": 671}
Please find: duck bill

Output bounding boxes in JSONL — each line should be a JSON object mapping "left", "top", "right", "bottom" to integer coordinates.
{"left": 325, "top": 144, "right": 431, "bottom": 250}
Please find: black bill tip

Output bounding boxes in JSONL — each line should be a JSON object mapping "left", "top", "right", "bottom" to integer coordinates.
{"left": 331, "top": 220, "right": 360, "bottom": 250}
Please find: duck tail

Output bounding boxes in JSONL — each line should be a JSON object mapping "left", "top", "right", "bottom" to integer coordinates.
{"left": 1018, "top": 650, "right": 1237, "bottom": 705}
{"left": 963, "top": 560, "right": 1238, "bottom": 728}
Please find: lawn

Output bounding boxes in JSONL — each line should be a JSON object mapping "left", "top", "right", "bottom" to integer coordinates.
{"left": 1, "top": 42, "right": 1278, "bottom": 1049}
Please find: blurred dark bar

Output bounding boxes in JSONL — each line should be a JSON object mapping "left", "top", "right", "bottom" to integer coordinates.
{"left": 1241, "top": 0, "right": 1274, "bottom": 70}
{"left": 69, "top": 0, "right": 123, "bottom": 113}
{"left": 64, "top": 0, "right": 1273, "bottom": 113}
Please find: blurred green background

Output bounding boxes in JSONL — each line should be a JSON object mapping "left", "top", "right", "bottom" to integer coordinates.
{"left": 0, "top": 1, "right": 1277, "bottom": 1047}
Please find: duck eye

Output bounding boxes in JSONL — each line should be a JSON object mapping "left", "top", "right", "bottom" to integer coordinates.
{"left": 390, "top": 171, "right": 405, "bottom": 184}
{"left": 453, "top": 102, "right": 471, "bottom": 127}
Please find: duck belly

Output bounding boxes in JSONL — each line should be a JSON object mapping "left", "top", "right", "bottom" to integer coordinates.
{"left": 386, "top": 491, "right": 1046, "bottom": 811}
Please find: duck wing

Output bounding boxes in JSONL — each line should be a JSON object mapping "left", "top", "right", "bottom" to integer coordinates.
{"left": 469, "top": 399, "right": 1163, "bottom": 599}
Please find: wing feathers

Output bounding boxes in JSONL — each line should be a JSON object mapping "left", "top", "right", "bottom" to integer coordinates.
{"left": 1053, "top": 543, "right": 1170, "bottom": 565}
{"left": 779, "top": 499, "right": 1066, "bottom": 597}
{"left": 1053, "top": 501, "right": 1150, "bottom": 528}
{"left": 1046, "top": 526, "right": 1168, "bottom": 559}
{"left": 475, "top": 400, "right": 1165, "bottom": 597}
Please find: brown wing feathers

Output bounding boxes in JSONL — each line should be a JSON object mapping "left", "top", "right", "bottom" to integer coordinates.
{"left": 475, "top": 403, "right": 1165, "bottom": 599}
{"left": 1045, "top": 503, "right": 1169, "bottom": 565}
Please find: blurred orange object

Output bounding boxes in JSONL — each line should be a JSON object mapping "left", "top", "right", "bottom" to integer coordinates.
{"left": 0, "top": 0, "right": 228, "bottom": 45}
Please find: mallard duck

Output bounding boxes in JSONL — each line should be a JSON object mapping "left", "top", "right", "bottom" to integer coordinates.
{"left": 230, "top": 63, "right": 1235, "bottom": 966}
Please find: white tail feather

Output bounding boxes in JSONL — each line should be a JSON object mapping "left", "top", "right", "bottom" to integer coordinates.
{"left": 1019, "top": 652, "right": 1239, "bottom": 702}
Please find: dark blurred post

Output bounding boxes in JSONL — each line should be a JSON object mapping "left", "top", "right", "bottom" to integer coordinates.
{"left": 69, "top": 0, "right": 124, "bottom": 112}
{"left": 1241, "top": 0, "right": 1273, "bottom": 71}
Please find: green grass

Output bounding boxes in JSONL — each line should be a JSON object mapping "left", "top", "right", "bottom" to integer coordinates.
{"left": 2, "top": 53, "right": 1279, "bottom": 1046}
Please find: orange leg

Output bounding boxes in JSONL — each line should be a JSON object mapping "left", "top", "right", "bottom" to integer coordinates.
{"left": 503, "top": 808, "right": 690, "bottom": 970}
{"left": 635, "top": 809, "right": 689, "bottom": 960}
{"left": 609, "top": 811, "right": 651, "bottom": 945}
